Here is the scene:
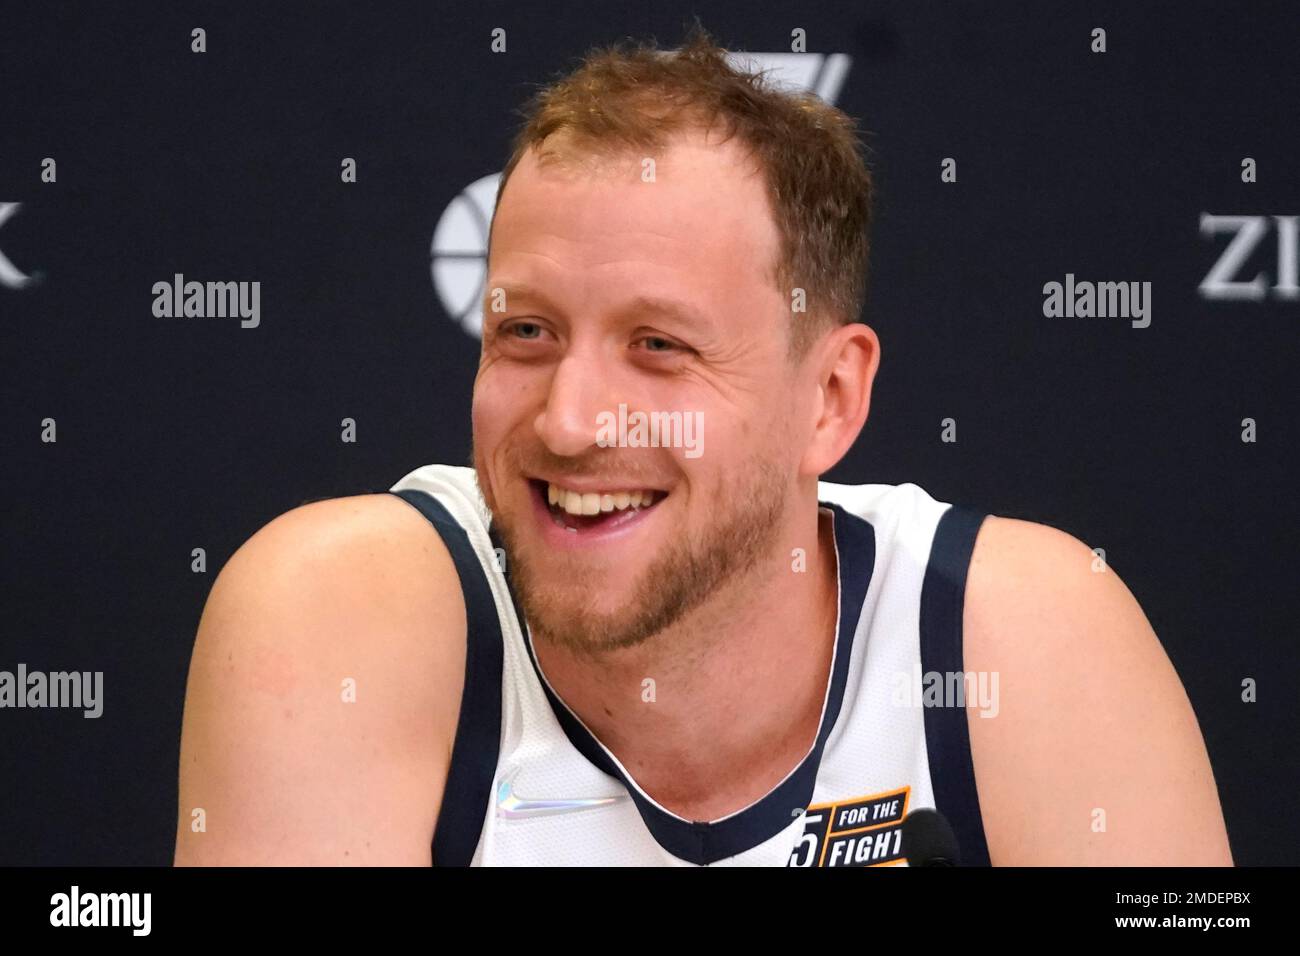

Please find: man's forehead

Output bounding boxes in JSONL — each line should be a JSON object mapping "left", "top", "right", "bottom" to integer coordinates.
{"left": 492, "top": 133, "right": 778, "bottom": 278}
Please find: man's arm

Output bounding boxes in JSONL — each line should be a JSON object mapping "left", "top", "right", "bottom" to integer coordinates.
{"left": 963, "top": 516, "right": 1233, "bottom": 865}
{"left": 174, "top": 493, "right": 466, "bottom": 865}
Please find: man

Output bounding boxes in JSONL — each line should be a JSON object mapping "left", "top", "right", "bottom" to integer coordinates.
{"left": 174, "top": 31, "right": 1232, "bottom": 866}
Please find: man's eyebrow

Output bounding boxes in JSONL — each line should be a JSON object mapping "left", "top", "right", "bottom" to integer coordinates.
{"left": 483, "top": 281, "right": 560, "bottom": 313}
{"left": 483, "top": 282, "right": 713, "bottom": 331}
{"left": 615, "top": 294, "right": 714, "bottom": 332}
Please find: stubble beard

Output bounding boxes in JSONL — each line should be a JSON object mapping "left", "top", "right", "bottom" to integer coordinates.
{"left": 479, "top": 454, "right": 790, "bottom": 657}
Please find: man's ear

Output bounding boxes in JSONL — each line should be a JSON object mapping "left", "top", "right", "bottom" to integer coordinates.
{"left": 799, "top": 323, "right": 880, "bottom": 477}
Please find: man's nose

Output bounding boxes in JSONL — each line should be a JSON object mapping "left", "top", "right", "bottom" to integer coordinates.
{"left": 533, "top": 351, "right": 618, "bottom": 458}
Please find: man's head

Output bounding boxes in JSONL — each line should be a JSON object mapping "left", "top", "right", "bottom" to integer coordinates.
{"left": 471, "top": 28, "right": 880, "bottom": 656}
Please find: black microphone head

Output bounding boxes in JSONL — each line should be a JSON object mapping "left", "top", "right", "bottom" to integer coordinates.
{"left": 902, "top": 808, "right": 961, "bottom": 866}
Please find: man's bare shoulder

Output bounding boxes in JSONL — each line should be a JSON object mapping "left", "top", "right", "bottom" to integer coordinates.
{"left": 174, "top": 492, "right": 467, "bottom": 865}
{"left": 960, "top": 516, "right": 1232, "bottom": 865}
{"left": 220, "top": 491, "right": 465, "bottom": 605}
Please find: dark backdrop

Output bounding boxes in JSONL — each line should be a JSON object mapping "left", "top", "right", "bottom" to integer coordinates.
{"left": 1, "top": 1, "right": 1295, "bottom": 865}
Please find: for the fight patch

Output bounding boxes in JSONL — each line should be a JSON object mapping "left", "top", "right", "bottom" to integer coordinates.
{"left": 786, "top": 786, "right": 910, "bottom": 867}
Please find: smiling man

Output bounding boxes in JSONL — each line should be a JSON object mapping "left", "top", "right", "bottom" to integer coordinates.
{"left": 174, "top": 31, "right": 1232, "bottom": 866}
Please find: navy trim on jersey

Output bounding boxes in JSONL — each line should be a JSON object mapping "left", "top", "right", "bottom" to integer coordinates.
{"left": 496, "top": 501, "right": 876, "bottom": 865}
{"left": 918, "top": 504, "right": 992, "bottom": 866}
{"left": 389, "top": 489, "right": 504, "bottom": 867}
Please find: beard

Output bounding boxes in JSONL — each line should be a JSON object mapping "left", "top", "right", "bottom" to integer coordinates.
{"left": 476, "top": 448, "right": 790, "bottom": 657}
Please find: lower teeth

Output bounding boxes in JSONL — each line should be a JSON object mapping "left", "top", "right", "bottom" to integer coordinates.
{"left": 549, "top": 502, "right": 653, "bottom": 531}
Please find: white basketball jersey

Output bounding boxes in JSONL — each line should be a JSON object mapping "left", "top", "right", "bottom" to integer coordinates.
{"left": 389, "top": 463, "right": 991, "bottom": 867}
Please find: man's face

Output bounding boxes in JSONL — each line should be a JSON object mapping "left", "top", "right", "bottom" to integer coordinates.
{"left": 472, "top": 128, "right": 813, "bottom": 654}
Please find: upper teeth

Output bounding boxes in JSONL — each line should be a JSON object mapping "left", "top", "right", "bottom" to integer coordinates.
{"left": 547, "top": 483, "right": 659, "bottom": 516}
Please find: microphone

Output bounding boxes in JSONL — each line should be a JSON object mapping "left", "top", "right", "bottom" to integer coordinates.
{"left": 902, "top": 808, "right": 961, "bottom": 866}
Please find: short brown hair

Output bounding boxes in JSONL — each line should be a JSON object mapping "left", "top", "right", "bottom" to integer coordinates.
{"left": 491, "top": 26, "right": 874, "bottom": 356}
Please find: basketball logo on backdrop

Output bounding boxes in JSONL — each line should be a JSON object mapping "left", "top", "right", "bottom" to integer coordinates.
{"left": 428, "top": 53, "right": 851, "bottom": 339}
{"left": 787, "top": 786, "right": 909, "bottom": 867}
{"left": 430, "top": 173, "right": 502, "bottom": 338}
{"left": 0, "top": 202, "right": 43, "bottom": 291}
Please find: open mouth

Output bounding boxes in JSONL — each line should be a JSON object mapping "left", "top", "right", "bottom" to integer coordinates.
{"left": 528, "top": 478, "right": 667, "bottom": 534}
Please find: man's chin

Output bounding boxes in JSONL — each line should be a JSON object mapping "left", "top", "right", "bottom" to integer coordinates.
{"left": 512, "top": 570, "right": 650, "bottom": 652}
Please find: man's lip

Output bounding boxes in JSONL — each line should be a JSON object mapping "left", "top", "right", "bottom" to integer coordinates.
{"left": 526, "top": 475, "right": 670, "bottom": 495}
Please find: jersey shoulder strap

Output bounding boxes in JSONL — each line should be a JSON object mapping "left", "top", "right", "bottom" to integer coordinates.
{"left": 388, "top": 465, "right": 506, "bottom": 866}
{"left": 920, "top": 503, "right": 992, "bottom": 866}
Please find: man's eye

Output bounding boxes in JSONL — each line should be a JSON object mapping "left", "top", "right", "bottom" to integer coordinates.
{"left": 506, "top": 322, "right": 543, "bottom": 340}
{"left": 635, "top": 336, "right": 681, "bottom": 353}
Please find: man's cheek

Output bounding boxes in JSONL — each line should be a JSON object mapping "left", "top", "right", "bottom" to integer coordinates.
{"left": 470, "top": 397, "right": 506, "bottom": 449}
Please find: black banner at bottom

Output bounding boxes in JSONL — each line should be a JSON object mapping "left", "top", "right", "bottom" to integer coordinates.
{"left": 0, "top": 866, "right": 1278, "bottom": 941}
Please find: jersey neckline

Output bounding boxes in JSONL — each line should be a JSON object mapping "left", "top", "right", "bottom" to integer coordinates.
{"left": 491, "top": 500, "right": 877, "bottom": 865}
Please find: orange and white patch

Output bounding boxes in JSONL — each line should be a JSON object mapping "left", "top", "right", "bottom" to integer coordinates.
{"left": 787, "top": 786, "right": 911, "bottom": 867}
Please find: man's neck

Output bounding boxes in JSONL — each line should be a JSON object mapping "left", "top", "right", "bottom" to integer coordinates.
{"left": 530, "top": 503, "right": 841, "bottom": 822}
